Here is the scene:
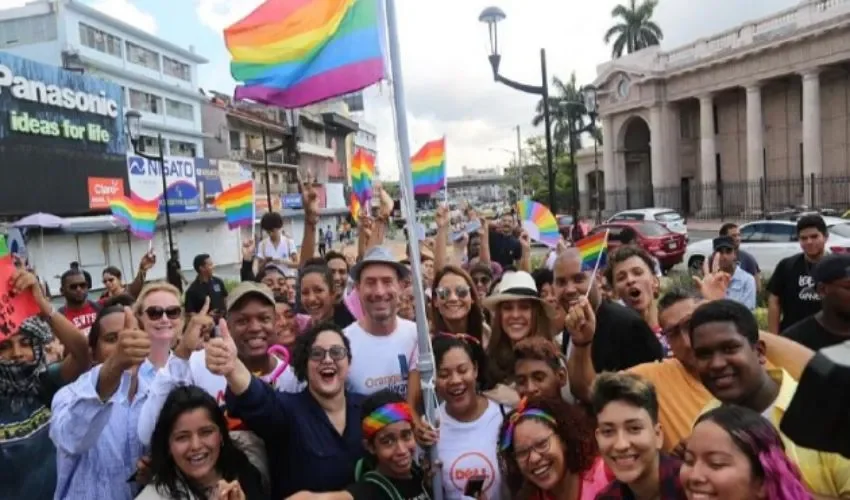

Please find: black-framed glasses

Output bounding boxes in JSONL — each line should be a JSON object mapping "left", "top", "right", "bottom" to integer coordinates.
{"left": 144, "top": 306, "right": 183, "bottom": 320}
{"left": 309, "top": 345, "right": 348, "bottom": 362}
{"left": 513, "top": 433, "right": 554, "bottom": 464}
{"left": 662, "top": 316, "right": 691, "bottom": 339}
{"left": 436, "top": 285, "right": 471, "bottom": 300}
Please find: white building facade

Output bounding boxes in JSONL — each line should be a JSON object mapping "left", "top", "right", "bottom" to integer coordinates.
{"left": 0, "top": 0, "right": 208, "bottom": 158}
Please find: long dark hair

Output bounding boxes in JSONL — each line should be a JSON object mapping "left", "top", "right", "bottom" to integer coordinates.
{"left": 148, "top": 386, "right": 264, "bottom": 500}
{"left": 431, "top": 266, "right": 485, "bottom": 341}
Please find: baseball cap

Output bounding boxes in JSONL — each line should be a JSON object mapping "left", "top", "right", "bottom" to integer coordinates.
{"left": 809, "top": 254, "right": 850, "bottom": 285}
{"left": 226, "top": 281, "right": 275, "bottom": 313}
{"left": 350, "top": 246, "right": 409, "bottom": 282}
{"left": 713, "top": 236, "right": 735, "bottom": 251}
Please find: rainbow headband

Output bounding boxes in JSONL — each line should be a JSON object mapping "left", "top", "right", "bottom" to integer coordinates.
{"left": 362, "top": 402, "right": 414, "bottom": 439}
{"left": 500, "top": 400, "right": 557, "bottom": 451}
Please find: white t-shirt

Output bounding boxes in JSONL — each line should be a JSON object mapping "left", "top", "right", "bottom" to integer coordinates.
{"left": 437, "top": 400, "right": 505, "bottom": 500}
{"left": 258, "top": 237, "right": 292, "bottom": 261}
{"left": 343, "top": 318, "right": 419, "bottom": 398}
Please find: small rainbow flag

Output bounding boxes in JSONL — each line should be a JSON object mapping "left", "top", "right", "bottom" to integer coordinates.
{"left": 517, "top": 199, "right": 559, "bottom": 248}
{"left": 411, "top": 138, "right": 446, "bottom": 195}
{"left": 575, "top": 230, "right": 609, "bottom": 272}
{"left": 350, "top": 192, "right": 361, "bottom": 219}
{"left": 225, "top": 0, "right": 386, "bottom": 108}
{"left": 109, "top": 196, "right": 159, "bottom": 240}
{"left": 214, "top": 181, "right": 255, "bottom": 229}
{"left": 351, "top": 148, "right": 375, "bottom": 204}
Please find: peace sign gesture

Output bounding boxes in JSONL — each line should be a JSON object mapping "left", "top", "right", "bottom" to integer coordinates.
{"left": 298, "top": 169, "right": 320, "bottom": 225}
{"left": 175, "top": 296, "right": 214, "bottom": 360}
{"left": 693, "top": 252, "right": 731, "bottom": 301}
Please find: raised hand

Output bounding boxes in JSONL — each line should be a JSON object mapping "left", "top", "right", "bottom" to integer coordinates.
{"left": 241, "top": 238, "right": 255, "bottom": 262}
{"left": 564, "top": 296, "right": 596, "bottom": 346}
{"left": 205, "top": 318, "right": 237, "bottom": 377}
{"left": 113, "top": 307, "right": 151, "bottom": 371}
{"left": 519, "top": 230, "right": 531, "bottom": 250}
{"left": 694, "top": 252, "right": 731, "bottom": 301}
{"left": 298, "top": 170, "right": 320, "bottom": 225}
{"left": 213, "top": 479, "right": 246, "bottom": 500}
{"left": 139, "top": 249, "right": 156, "bottom": 273}
{"left": 435, "top": 204, "right": 449, "bottom": 229}
{"left": 176, "top": 297, "right": 214, "bottom": 359}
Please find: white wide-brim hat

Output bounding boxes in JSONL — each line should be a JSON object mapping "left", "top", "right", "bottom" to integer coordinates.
{"left": 481, "top": 271, "right": 559, "bottom": 320}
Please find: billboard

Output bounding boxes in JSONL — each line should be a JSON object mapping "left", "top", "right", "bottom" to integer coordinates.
{"left": 87, "top": 177, "right": 124, "bottom": 209}
{"left": 127, "top": 155, "right": 202, "bottom": 214}
{"left": 0, "top": 52, "right": 125, "bottom": 155}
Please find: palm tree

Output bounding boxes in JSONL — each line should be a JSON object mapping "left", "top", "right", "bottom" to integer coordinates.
{"left": 532, "top": 72, "right": 601, "bottom": 157}
{"left": 604, "top": 0, "right": 663, "bottom": 58}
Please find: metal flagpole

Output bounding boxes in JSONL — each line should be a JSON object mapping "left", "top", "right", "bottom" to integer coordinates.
{"left": 384, "top": 1, "right": 443, "bottom": 497}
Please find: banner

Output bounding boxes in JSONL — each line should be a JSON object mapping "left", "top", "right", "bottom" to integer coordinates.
{"left": 127, "top": 155, "right": 201, "bottom": 214}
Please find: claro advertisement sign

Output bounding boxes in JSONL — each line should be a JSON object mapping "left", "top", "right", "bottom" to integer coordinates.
{"left": 0, "top": 52, "right": 128, "bottom": 216}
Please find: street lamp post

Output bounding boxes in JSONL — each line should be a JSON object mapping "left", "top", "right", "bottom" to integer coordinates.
{"left": 125, "top": 109, "right": 175, "bottom": 259}
{"left": 479, "top": 6, "right": 557, "bottom": 213}
{"left": 261, "top": 109, "right": 301, "bottom": 213}
{"left": 582, "top": 85, "right": 601, "bottom": 224}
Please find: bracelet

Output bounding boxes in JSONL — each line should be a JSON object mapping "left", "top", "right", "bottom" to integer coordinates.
{"left": 572, "top": 339, "right": 593, "bottom": 348}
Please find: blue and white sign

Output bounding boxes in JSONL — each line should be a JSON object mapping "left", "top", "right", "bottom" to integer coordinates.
{"left": 283, "top": 193, "right": 302, "bottom": 209}
{"left": 127, "top": 155, "right": 201, "bottom": 214}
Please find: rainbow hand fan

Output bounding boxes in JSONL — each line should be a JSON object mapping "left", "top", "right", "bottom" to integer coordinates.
{"left": 517, "top": 199, "right": 559, "bottom": 248}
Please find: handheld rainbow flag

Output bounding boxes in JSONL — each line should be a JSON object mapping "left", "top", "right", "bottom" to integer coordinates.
{"left": 109, "top": 196, "right": 159, "bottom": 240}
{"left": 575, "top": 230, "right": 609, "bottom": 272}
{"left": 411, "top": 138, "right": 446, "bottom": 195}
{"left": 351, "top": 148, "right": 375, "bottom": 204}
{"left": 214, "top": 181, "right": 255, "bottom": 230}
{"left": 225, "top": 0, "right": 386, "bottom": 108}
{"left": 516, "top": 199, "right": 559, "bottom": 248}
{"left": 349, "top": 193, "right": 361, "bottom": 219}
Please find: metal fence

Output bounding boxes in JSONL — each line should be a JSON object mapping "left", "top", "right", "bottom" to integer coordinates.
{"left": 562, "top": 174, "right": 850, "bottom": 221}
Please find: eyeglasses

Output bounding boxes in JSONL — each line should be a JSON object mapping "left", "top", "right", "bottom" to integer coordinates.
{"left": 472, "top": 276, "right": 492, "bottom": 286}
{"left": 513, "top": 433, "right": 554, "bottom": 464}
{"left": 436, "top": 285, "right": 471, "bottom": 300}
{"left": 144, "top": 306, "right": 183, "bottom": 320}
{"left": 662, "top": 316, "right": 691, "bottom": 339}
{"left": 309, "top": 345, "right": 348, "bottom": 362}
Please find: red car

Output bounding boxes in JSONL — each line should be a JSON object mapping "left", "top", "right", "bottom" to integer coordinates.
{"left": 588, "top": 220, "right": 686, "bottom": 272}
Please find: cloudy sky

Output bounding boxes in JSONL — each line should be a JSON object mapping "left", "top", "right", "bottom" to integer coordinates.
{"left": 2, "top": 0, "right": 800, "bottom": 179}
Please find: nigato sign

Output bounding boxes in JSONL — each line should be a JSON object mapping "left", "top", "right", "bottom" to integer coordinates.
{"left": 0, "top": 52, "right": 125, "bottom": 155}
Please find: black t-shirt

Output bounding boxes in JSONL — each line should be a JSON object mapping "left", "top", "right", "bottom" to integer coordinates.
{"left": 781, "top": 315, "right": 850, "bottom": 352}
{"left": 184, "top": 276, "right": 229, "bottom": 316}
{"left": 563, "top": 299, "right": 664, "bottom": 371}
{"left": 767, "top": 253, "right": 822, "bottom": 332}
{"left": 346, "top": 470, "right": 430, "bottom": 500}
{"left": 488, "top": 230, "right": 521, "bottom": 269}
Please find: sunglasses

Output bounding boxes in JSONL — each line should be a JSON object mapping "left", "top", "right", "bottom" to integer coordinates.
{"left": 309, "top": 345, "right": 348, "bottom": 362}
{"left": 472, "top": 276, "right": 492, "bottom": 286}
{"left": 436, "top": 285, "right": 471, "bottom": 300}
{"left": 144, "top": 306, "right": 183, "bottom": 320}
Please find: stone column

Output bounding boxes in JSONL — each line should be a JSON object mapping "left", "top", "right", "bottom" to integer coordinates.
{"left": 699, "top": 94, "right": 717, "bottom": 216}
{"left": 649, "top": 105, "right": 665, "bottom": 189}
{"left": 602, "top": 115, "right": 617, "bottom": 213}
{"left": 746, "top": 84, "right": 764, "bottom": 216}
{"left": 802, "top": 69, "right": 822, "bottom": 206}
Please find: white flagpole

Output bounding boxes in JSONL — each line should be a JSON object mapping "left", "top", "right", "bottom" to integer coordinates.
{"left": 384, "top": 1, "right": 442, "bottom": 497}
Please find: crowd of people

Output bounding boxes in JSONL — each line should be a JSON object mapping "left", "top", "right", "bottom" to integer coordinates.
{"left": 0, "top": 175, "right": 844, "bottom": 500}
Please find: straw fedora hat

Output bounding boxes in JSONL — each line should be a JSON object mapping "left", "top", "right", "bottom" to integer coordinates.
{"left": 482, "top": 271, "right": 559, "bottom": 320}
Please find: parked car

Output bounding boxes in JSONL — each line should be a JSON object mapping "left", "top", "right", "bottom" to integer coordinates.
{"left": 588, "top": 220, "right": 687, "bottom": 272}
{"left": 607, "top": 208, "right": 689, "bottom": 240}
{"left": 683, "top": 217, "right": 850, "bottom": 272}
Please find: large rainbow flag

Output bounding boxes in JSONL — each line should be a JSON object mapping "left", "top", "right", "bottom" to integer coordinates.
{"left": 109, "top": 196, "right": 159, "bottom": 240}
{"left": 225, "top": 0, "right": 386, "bottom": 108}
{"left": 411, "top": 138, "right": 447, "bottom": 196}
{"left": 351, "top": 148, "right": 375, "bottom": 204}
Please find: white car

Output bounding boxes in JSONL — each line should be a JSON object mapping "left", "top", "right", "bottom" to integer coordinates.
{"left": 683, "top": 217, "right": 850, "bottom": 272}
{"left": 608, "top": 208, "right": 688, "bottom": 239}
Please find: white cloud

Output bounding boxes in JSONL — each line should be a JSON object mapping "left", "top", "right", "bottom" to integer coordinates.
{"left": 0, "top": 0, "right": 30, "bottom": 8}
{"left": 88, "top": 0, "right": 158, "bottom": 34}
{"left": 195, "top": 0, "right": 263, "bottom": 32}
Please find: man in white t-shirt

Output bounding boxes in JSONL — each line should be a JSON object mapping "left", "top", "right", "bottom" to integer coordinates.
{"left": 344, "top": 246, "right": 421, "bottom": 406}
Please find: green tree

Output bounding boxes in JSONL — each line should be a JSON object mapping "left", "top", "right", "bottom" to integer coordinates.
{"left": 520, "top": 135, "right": 574, "bottom": 211}
{"left": 532, "top": 72, "right": 603, "bottom": 158}
{"left": 604, "top": 0, "right": 663, "bottom": 59}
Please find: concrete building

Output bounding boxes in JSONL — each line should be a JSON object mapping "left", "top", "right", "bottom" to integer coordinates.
{"left": 0, "top": 0, "right": 208, "bottom": 157}
{"left": 445, "top": 169, "right": 510, "bottom": 204}
{"left": 592, "top": 0, "right": 850, "bottom": 218}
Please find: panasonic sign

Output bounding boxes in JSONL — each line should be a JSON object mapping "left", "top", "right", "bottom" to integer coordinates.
{"left": 0, "top": 63, "right": 119, "bottom": 118}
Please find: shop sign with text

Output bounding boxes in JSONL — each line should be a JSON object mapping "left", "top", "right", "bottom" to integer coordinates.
{"left": 88, "top": 177, "right": 125, "bottom": 209}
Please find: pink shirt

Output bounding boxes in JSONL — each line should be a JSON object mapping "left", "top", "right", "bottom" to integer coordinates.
{"left": 532, "top": 457, "right": 612, "bottom": 500}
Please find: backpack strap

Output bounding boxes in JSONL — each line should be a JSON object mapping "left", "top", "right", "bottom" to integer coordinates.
{"left": 499, "top": 404, "right": 508, "bottom": 418}
{"left": 363, "top": 471, "right": 404, "bottom": 500}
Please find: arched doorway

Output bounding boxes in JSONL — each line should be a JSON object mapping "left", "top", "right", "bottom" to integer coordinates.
{"left": 620, "top": 117, "right": 653, "bottom": 208}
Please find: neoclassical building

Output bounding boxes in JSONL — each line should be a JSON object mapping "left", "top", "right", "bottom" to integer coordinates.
{"left": 583, "top": 0, "right": 850, "bottom": 217}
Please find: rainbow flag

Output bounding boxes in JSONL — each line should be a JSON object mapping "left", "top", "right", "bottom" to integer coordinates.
{"left": 411, "top": 138, "right": 446, "bottom": 195}
{"left": 575, "top": 230, "right": 609, "bottom": 272}
{"left": 225, "top": 0, "right": 386, "bottom": 108}
{"left": 109, "top": 196, "right": 159, "bottom": 240}
{"left": 351, "top": 148, "right": 375, "bottom": 204}
{"left": 350, "top": 192, "right": 361, "bottom": 219}
{"left": 214, "top": 181, "right": 255, "bottom": 229}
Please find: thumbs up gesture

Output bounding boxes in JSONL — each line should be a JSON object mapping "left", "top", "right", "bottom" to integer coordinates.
{"left": 206, "top": 318, "right": 238, "bottom": 377}
{"left": 114, "top": 307, "right": 151, "bottom": 371}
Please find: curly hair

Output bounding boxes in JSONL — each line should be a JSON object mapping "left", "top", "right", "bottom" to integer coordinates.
{"left": 512, "top": 337, "right": 562, "bottom": 372}
{"left": 433, "top": 334, "right": 495, "bottom": 392}
{"left": 498, "top": 397, "right": 598, "bottom": 497}
{"left": 290, "top": 322, "right": 351, "bottom": 382}
{"left": 431, "top": 266, "right": 485, "bottom": 342}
